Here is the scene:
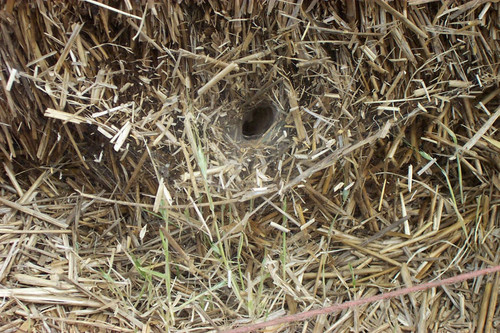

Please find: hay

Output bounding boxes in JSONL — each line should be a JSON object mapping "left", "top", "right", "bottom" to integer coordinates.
{"left": 0, "top": 0, "right": 499, "bottom": 331}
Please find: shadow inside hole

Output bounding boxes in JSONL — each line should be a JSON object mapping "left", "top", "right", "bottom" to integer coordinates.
{"left": 242, "top": 103, "right": 275, "bottom": 139}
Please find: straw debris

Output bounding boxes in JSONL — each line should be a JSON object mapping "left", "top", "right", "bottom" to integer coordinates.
{"left": 0, "top": 1, "right": 499, "bottom": 332}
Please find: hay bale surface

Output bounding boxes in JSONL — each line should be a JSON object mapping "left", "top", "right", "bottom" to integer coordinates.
{"left": 0, "top": 1, "right": 499, "bottom": 332}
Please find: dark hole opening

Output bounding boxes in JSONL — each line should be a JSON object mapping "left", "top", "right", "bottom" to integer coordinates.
{"left": 242, "top": 104, "right": 275, "bottom": 139}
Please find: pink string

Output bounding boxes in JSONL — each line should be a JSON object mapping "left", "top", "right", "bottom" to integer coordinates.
{"left": 222, "top": 265, "right": 500, "bottom": 333}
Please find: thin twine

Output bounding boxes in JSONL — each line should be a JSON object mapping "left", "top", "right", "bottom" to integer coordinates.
{"left": 222, "top": 265, "right": 500, "bottom": 333}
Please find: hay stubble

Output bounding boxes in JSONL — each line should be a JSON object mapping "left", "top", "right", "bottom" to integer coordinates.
{"left": 0, "top": 1, "right": 499, "bottom": 332}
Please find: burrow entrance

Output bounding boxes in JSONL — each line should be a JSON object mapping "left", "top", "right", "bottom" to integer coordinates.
{"left": 241, "top": 103, "right": 275, "bottom": 140}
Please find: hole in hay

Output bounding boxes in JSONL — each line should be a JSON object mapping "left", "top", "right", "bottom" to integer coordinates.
{"left": 242, "top": 103, "right": 275, "bottom": 140}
